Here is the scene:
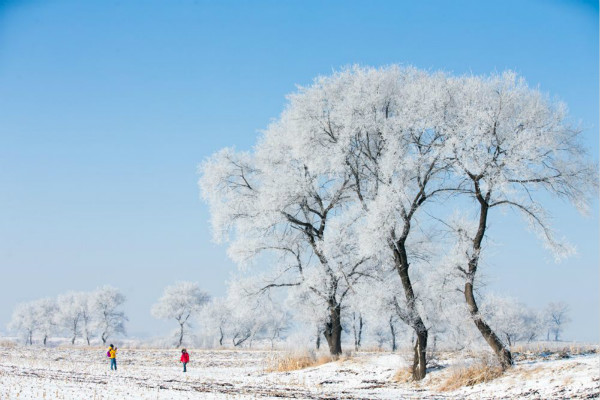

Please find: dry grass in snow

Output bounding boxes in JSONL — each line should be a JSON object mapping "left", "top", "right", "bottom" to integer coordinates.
{"left": 436, "top": 357, "right": 503, "bottom": 391}
{"left": 266, "top": 351, "right": 333, "bottom": 372}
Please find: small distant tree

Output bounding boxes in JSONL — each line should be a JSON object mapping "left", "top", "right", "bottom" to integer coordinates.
{"left": 483, "top": 295, "right": 540, "bottom": 347}
{"left": 33, "top": 298, "right": 58, "bottom": 346}
{"left": 223, "top": 280, "right": 271, "bottom": 348}
{"left": 258, "top": 301, "right": 291, "bottom": 349}
{"left": 8, "top": 301, "right": 38, "bottom": 345}
{"left": 545, "top": 302, "right": 571, "bottom": 341}
{"left": 78, "top": 295, "right": 95, "bottom": 345}
{"left": 152, "top": 282, "right": 210, "bottom": 347}
{"left": 57, "top": 292, "right": 88, "bottom": 344}
{"left": 202, "top": 298, "right": 232, "bottom": 346}
{"left": 91, "top": 286, "right": 127, "bottom": 345}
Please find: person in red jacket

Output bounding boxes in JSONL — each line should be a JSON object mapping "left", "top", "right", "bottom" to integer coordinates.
{"left": 180, "top": 349, "right": 189, "bottom": 372}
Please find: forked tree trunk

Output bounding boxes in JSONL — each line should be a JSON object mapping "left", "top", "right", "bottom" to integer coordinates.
{"left": 464, "top": 187, "right": 513, "bottom": 370}
{"left": 323, "top": 302, "right": 342, "bottom": 357}
{"left": 233, "top": 332, "right": 251, "bottom": 347}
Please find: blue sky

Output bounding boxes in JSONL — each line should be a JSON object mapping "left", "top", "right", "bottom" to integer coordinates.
{"left": 0, "top": 0, "right": 597, "bottom": 341}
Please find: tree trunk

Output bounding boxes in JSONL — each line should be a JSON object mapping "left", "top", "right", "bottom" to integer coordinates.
{"left": 352, "top": 312, "right": 363, "bottom": 351}
{"left": 43, "top": 335, "right": 47, "bottom": 346}
{"left": 392, "top": 232, "right": 428, "bottom": 380}
{"left": 465, "top": 281, "right": 512, "bottom": 369}
{"left": 315, "top": 328, "right": 321, "bottom": 350}
{"left": 412, "top": 321, "right": 428, "bottom": 380}
{"left": 389, "top": 316, "right": 397, "bottom": 352}
{"left": 323, "top": 302, "right": 342, "bottom": 357}
{"left": 464, "top": 189, "right": 513, "bottom": 370}
{"left": 233, "top": 332, "right": 250, "bottom": 347}
{"left": 219, "top": 327, "right": 224, "bottom": 346}
{"left": 177, "top": 322, "right": 184, "bottom": 347}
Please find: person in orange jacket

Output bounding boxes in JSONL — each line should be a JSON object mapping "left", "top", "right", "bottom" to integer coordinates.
{"left": 180, "top": 349, "right": 189, "bottom": 372}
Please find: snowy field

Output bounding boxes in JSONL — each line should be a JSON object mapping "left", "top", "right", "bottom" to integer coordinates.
{"left": 0, "top": 345, "right": 598, "bottom": 399}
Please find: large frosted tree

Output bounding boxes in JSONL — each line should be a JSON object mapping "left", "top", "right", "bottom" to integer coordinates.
{"left": 242, "top": 66, "right": 455, "bottom": 378}
{"left": 200, "top": 65, "right": 596, "bottom": 370}
{"left": 446, "top": 72, "right": 597, "bottom": 368}
{"left": 299, "top": 66, "right": 456, "bottom": 379}
{"left": 200, "top": 129, "right": 375, "bottom": 356}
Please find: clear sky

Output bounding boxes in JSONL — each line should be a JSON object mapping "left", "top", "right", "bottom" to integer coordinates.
{"left": 0, "top": 0, "right": 598, "bottom": 341}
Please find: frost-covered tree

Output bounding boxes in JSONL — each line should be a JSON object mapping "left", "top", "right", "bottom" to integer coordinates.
{"left": 33, "top": 298, "right": 58, "bottom": 346}
{"left": 151, "top": 282, "right": 210, "bottom": 347}
{"left": 91, "top": 286, "right": 127, "bottom": 345}
{"left": 286, "top": 285, "right": 329, "bottom": 350}
{"left": 261, "top": 302, "right": 292, "bottom": 349}
{"left": 201, "top": 297, "right": 232, "bottom": 346}
{"left": 482, "top": 295, "right": 540, "bottom": 347}
{"left": 78, "top": 294, "right": 94, "bottom": 345}
{"left": 221, "top": 278, "right": 291, "bottom": 348}
{"left": 57, "top": 292, "right": 89, "bottom": 345}
{"left": 200, "top": 65, "right": 596, "bottom": 369}
{"left": 258, "top": 66, "right": 457, "bottom": 378}
{"left": 341, "top": 67, "right": 454, "bottom": 378}
{"left": 544, "top": 302, "right": 571, "bottom": 341}
{"left": 200, "top": 124, "right": 375, "bottom": 356}
{"left": 8, "top": 301, "right": 38, "bottom": 345}
{"left": 447, "top": 72, "right": 597, "bottom": 369}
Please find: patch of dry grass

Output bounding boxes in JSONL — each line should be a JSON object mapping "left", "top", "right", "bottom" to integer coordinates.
{"left": 437, "top": 356, "right": 503, "bottom": 392}
{"left": 0, "top": 339, "right": 16, "bottom": 348}
{"left": 393, "top": 367, "right": 413, "bottom": 383}
{"left": 266, "top": 351, "right": 335, "bottom": 372}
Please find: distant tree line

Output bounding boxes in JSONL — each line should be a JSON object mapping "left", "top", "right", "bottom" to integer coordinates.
{"left": 8, "top": 286, "right": 127, "bottom": 346}
{"left": 8, "top": 280, "right": 572, "bottom": 355}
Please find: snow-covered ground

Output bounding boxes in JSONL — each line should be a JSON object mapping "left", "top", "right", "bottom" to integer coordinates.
{"left": 0, "top": 345, "right": 597, "bottom": 399}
